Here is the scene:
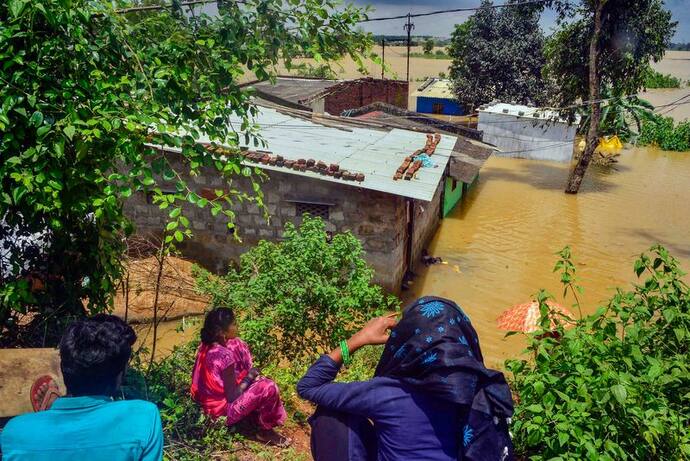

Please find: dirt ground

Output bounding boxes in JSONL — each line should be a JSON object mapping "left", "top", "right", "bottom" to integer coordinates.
{"left": 112, "top": 256, "right": 209, "bottom": 324}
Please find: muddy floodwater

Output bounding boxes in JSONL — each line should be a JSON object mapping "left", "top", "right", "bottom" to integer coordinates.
{"left": 407, "top": 147, "right": 690, "bottom": 367}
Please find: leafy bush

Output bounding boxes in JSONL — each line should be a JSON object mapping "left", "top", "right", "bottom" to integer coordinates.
{"left": 644, "top": 69, "right": 682, "bottom": 88}
{"left": 194, "top": 216, "right": 398, "bottom": 365}
{"left": 507, "top": 246, "right": 690, "bottom": 460}
{"left": 296, "top": 63, "right": 337, "bottom": 79}
{"left": 638, "top": 114, "right": 690, "bottom": 151}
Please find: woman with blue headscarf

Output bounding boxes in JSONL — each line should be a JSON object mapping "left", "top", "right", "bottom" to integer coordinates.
{"left": 297, "top": 296, "right": 514, "bottom": 461}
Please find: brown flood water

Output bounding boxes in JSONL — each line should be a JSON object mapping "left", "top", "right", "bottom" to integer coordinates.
{"left": 407, "top": 147, "right": 690, "bottom": 368}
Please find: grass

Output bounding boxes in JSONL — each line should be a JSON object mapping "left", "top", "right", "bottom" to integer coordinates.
{"left": 409, "top": 51, "right": 451, "bottom": 60}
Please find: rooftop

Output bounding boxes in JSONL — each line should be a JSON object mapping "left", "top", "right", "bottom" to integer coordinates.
{"left": 230, "top": 105, "right": 455, "bottom": 201}
{"left": 411, "top": 78, "right": 456, "bottom": 100}
{"left": 242, "top": 77, "right": 337, "bottom": 109}
{"left": 163, "top": 103, "right": 457, "bottom": 202}
{"left": 478, "top": 102, "right": 581, "bottom": 124}
{"left": 242, "top": 77, "right": 407, "bottom": 112}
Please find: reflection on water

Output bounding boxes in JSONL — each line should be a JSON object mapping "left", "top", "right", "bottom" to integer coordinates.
{"left": 408, "top": 147, "right": 690, "bottom": 368}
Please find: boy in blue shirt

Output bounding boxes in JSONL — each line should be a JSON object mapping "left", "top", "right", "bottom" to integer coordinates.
{"left": 1, "top": 314, "right": 163, "bottom": 461}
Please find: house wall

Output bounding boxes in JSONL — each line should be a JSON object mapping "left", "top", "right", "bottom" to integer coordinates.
{"left": 410, "top": 181, "right": 443, "bottom": 274}
{"left": 124, "top": 159, "right": 409, "bottom": 293}
{"left": 443, "top": 177, "right": 464, "bottom": 217}
{"left": 416, "top": 97, "right": 465, "bottom": 116}
{"left": 478, "top": 112, "right": 577, "bottom": 163}
{"left": 323, "top": 79, "right": 409, "bottom": 115}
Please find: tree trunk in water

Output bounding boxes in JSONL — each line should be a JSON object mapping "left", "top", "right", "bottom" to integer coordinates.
{"left": 565, "top": 1, "right": 604, "bottom": 194}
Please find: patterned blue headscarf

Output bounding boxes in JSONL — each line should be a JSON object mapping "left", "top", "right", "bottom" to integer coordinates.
{"left": 375, "top": 296, "right": 514, "bottom": 461}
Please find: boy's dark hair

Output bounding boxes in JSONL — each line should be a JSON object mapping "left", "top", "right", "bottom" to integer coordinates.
{"left": 59, "top": 314, "right": 136, "bottom": 397}
{"left": 200, "top": 307, "right": 235, "bottom": 345}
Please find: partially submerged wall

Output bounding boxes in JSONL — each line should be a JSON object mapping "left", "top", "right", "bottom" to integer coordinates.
{"left": 410, "top": 181, "right": 443, "bottom": 274}
{"left": 478, "top": 112, "right": 577, "bottom": 163}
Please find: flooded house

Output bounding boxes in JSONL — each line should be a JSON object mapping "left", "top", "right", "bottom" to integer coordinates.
{"left": 126, "top": 103, "right": 492, "bottom": 293}
{"left": 242, "top": 76, "right": 409, "bottom": 115}
{"left": 478, "top": 103, "right": 580, "bottom": 162}
{"left": 412, "top": 78, "right": 465, "bottom": 116}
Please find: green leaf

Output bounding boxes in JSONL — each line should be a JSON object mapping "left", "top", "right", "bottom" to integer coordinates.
{"left": 526, "top": 404, "right": 543, "bottom": 413}
{"left": 558, "top": 432, "right": 569, "bottom": 447}
{"left": 169, "top": 207, "right": 181, "bottom": 219}
{"left": 48, "top": 180, "right": 63, "bottom": 191}
{"left": 174, "top": 230, "right": 183, "bottom": 242}
{"left": 63, "top": 125, "right": 76, "bottom": 140}
{"left": 36, "top": 125, "right": 51, "bottom": 137}
{"left": 610, "top": 384, "right": 627, "bottom": 404}
{"left": 673, "top": 328, "right": 685, "bottom": 341}
{"left": 166, "top": 221, "right": 177, "bottom": 231}
{"left": 29, "top": 111, "right": 44, "bottom": 127}
{"left": 9, "top": 0, "right": 28, "bottom": 18}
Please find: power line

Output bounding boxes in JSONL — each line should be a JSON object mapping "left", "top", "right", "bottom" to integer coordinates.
{"left": 361, "top": 0, "right": 552, "bottom": 23}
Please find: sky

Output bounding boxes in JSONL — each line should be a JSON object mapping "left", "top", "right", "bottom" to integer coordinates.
{"left": 351, "top": 0, "right": 690, "bottom": 42}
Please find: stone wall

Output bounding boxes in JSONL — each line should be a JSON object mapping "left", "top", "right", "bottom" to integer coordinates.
{"left": 125, "top": 158, "right": 410, "bottom": 292}
{"left": 322, "top": 78, "right": 409, "bottom": 115}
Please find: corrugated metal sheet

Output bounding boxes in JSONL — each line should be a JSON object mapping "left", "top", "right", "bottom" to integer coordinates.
{"left": 220, "top": 106, "right": 454, "bottom": 202}
{"left": 478, "top": 103, "right": 581, "bottom": 125}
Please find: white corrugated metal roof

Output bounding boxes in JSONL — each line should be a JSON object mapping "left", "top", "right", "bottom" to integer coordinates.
{"left": 478, "top": 103, "right": 581, "bottom": 124}
{"left": 234, "top": 107, "right": 453, "bottom": 201}
{"left": 199, "top": 107, "right": 454, "bottom": 202}
{"left": 411, "top": 79, "right": 456, "bottom": 100}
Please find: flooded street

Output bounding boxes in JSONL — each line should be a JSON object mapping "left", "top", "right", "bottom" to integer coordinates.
{"left": 408, "top": 147, "right": 690, "bottom": 367}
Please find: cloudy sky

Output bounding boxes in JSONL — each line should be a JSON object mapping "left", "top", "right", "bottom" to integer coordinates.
{"left": 351, "top": 0, "right": 690, "bottom": 42}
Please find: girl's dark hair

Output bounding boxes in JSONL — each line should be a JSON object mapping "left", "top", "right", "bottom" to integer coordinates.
{"left": 200, "top": 307, "right": 236, "bottom": 345}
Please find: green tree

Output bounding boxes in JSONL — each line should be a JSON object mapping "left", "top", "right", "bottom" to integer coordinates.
{"left": 422, "top": 37, "right": 435, "bottom": 55}
{"left": 0, "top": 0, "right": 372, "bottom": 344}
{"left": 508, "top": 245, "right": 690, "bottom": 459}
{"left": 448, "top": 0, "right": 548, "bottom": 111}
{"left": 543, "top": 0, "right": 675, "bottom": 193}
{"left": 194, "top": 216, "right": 398, "bottom": 365}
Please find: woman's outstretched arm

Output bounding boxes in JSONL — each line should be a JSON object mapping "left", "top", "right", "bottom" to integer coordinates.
{"left": 297, "top": 315, "right": 397, "bottom": 417}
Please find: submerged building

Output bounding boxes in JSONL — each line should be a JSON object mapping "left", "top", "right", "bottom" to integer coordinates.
{"left": 126, "top": 102, "right": 492, "bottom": 293}
{"left": 478, "top": 103, "right": 580, "bottom": 163}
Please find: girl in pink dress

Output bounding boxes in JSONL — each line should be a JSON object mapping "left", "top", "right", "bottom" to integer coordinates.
{"left": 190, "top": 307, "right": 290, "bottom": 446}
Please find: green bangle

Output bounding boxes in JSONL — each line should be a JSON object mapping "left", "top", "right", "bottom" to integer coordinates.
{"left": 340, "top": 340, "right": 351, "bottom": 366}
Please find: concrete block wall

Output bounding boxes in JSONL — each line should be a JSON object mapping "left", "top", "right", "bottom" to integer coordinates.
{"left": 410, "top": 181, "right": 442, "bottom": 273}
{"left": 323, "top": 79, "right": 409, "bottom": 115}
{"left": 125, "top": 157, "right": 409, "bottom": 292}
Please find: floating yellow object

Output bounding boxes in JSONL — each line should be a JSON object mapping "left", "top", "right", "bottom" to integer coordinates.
{"left": 596, "top": 135, "right": 623, "bottom": 154}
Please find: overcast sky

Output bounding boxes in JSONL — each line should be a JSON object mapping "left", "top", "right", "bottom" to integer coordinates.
{"left": 351, "top": 0, "right": 690, "bottom": 42}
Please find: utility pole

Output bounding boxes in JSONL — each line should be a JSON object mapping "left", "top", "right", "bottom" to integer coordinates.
{"left": 404, "top": 13, "right": 415, "bottom": 82}
{"left": 381, "top": 37, "right": 385, "bottom": 79}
